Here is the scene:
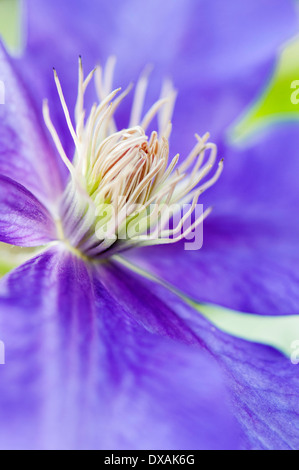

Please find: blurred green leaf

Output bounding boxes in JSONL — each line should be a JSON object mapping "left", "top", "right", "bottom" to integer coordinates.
{"left": 0, "top": 0, "right": 24, "bottom": 54}
{"left": 0, "top": 259, "right": 14, "bottom": 277}
{"left": 191, "top": 302, "right": 299, "bottom": 358}
{"left": 229, "top": 36, "right": 299, "bottom": 144}
{"left": 0, "top": 243, "right": 39, "bottom": 278}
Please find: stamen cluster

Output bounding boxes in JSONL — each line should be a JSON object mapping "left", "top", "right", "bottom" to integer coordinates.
{"left": 43, "top": 57, "right": 223, "bottom": 258}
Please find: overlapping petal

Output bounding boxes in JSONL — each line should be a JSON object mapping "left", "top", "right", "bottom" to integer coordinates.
{"left": 0, "top": 246, "right": 240, "bottom": 450}
{"left": 0, "top": 175, "right": 57, "bottom": 246}
{"left": 18, "top": 0, "right": 298, "bottom": 157}
{"left": 124, "top": 212, "right": 299, "bottom": 316}
{"left": 173, "top": 299, "right": 299, "bottom": 450}
{"left": 113, "top": 261, "right": 299, "bottom": 450}
{"left": 0, "top": 42, "right": 65, "bottom": 206}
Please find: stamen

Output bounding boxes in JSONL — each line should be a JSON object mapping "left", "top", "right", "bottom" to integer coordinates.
{"left": 140, "top": 97, "right": 169, "bottom": 132}
{"left": 44, "top": 58, "right": 223, "bottom": 258}
{"left": 129, "top": 65, "right": 152, "bottom": 127}
{"left": 53, "top": 68, "right": 79, "bottom": 149}
{"left": 42, "top": 100, "right": 76, "bottom": 176}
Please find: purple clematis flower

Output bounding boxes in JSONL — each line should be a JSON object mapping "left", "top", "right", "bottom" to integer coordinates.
{"left": 0, "top": 0, "right": 299, "bottom": 450}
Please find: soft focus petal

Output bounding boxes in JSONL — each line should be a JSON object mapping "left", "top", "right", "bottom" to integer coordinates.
{"left": 200, "top": 124, "right": 299, "bottom": 221}
{"left": 202, "top": 322, "right": 299, "bottom": 450}
{"left": 0, "top": 42, "right": 65, "bottom": 206}
{"left": 125, "top": 213, "right": 299, "bottom": 316}
{"left": 172, "top": 299, "right": 299, "bottom": 450}
{"left": 114, "top": 262, "right": 299, "bottom": 450}
{"left": 0, "top": 246, "right": 240, "bottom": 450}
{"left": 0, "top": 175, "right": 57, "bottom": 246}
{"left": 17, "top": 0, "right": 298, "bottom": 156}
{"left": 23, "top": 0, "right": 297, "bottom": 82}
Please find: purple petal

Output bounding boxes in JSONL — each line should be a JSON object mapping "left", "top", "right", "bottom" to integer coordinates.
{"left": 124, "top": 213, "right": 299, "bottom": 316}
{"left": 172, "top": 300, "right": 299, "bottom": 450}
{"left": 23, "top": 0, "right": 297, "bottom": 80}
{"left": 0, "top": 246, "right": 240, "bottom": 449}
{"left": 0, "top": 42, "right": 65, "bottom": 206}
{"left": 17, "top": 0, "right": 297, "bottom": 156}
{"left": 205, "top": 325, "right": 299, "bottom": 450}
{"left": 200, "top": 124, "right": 299, "bottom": 221}
{"left": 0, "top": 175, "right": 57, "bottom": 246}
{"left": 113, "top": 261, "right": 299, "bottom": 450}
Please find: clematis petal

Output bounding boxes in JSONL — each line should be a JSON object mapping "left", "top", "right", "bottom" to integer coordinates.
{"left": 202, "top": 324, "right": 299, "bottom": 450}
{"left": 124, "top": 212, "right": 299, "bottom": 316}
{"left": 0, "top": 42, "right": 65, "bottom": 207}
{"left": 0, "top": 175, "right": 57, "bottom": 246}
{"left": 114, "top": 257, "right": 299, "bottom": 357}
{"left": 18, "top": 0, "right": 298, "bottom": 156}
{"left": 200, "top": 124, "right": 299, "bottom": 221}
{"left": 172, "top": 299, "right": 299, "bottom": 450}
{"left": 0, "top": 246, "right": 240, "bottom": 450}
{"left": 23, "top": 0, "right": 297, "bottom": 81}
{"left": 112, "top": 261, "right": 299, "bottom": 450}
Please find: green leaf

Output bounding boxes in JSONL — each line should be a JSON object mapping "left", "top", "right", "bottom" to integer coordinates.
{"left": 115, "top": 255, "right": 299, "bottom": 358}
{"left": 0, "top": 0, "right": 25, "bottom": 55}
{"left": 189, "top": 302, "right": 299, "bottom": 358}
{"left": 0, "top": 260, "right": 14, "bottom": 277}
{"left": 228, "top": 36, "right": 299, "bottom": 145}
{"left": 0, "top": 243, "right": 40, "bottom": 278}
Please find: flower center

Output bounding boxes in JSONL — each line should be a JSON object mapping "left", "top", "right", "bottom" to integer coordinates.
{"left": 43, "top": 57, "right": 223, "bottom": 259}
